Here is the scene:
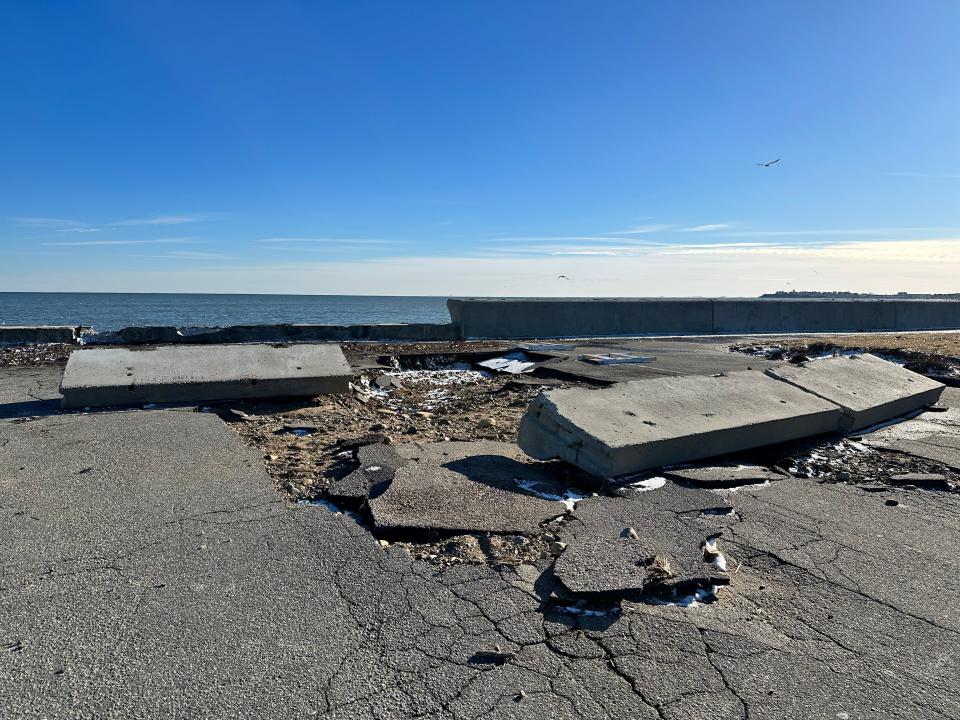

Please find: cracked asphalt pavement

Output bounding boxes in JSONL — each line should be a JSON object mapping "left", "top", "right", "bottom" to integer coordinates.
{"left": 2, "top": 367, "right": 960, "bottom": 718}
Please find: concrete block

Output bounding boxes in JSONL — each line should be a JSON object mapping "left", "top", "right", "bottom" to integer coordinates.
{"left": 0, "top": 325, "right": 80, "bottom": 345}
{"left": 59, "top": 343, "right": 351, "bottom": 409}
{"left": 713, "top": 299, "right": 898, "bottom": 334}
{"left": 518, "top": 371, "right": 842, "bottom": 477}
{"left": 765, "top": 354, "right": 944, "bottom": 431}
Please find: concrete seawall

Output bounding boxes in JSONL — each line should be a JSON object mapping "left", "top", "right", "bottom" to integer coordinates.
{"left": 0, "top": 325, "right": 82, "bottom": 344}
{"left": 7, "top": 299, "right": 960, "bottom": 345}
{"left": 448, "top": 298, "right": 960, "bottom": 338}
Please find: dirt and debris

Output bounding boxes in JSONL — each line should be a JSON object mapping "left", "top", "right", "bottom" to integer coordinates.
{"left": 0, "top": 344, "right": 74, "bottom": 367}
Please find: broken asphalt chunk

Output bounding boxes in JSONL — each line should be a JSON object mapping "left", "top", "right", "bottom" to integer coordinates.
{"left": 368, "top": 441, "right": 575, "bottom": 534}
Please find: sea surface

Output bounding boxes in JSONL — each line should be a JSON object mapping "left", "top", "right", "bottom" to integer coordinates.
{"left": 0, "top": 293, "right": 451, "bottom": 331}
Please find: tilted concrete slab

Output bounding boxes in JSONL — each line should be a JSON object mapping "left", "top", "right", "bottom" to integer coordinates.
{"left": 518, "top": 371, "right": 842, "bottom": 477}
{"left": 368, "top": 441, "right": 572, "bottom": 534}
{"left": 766, "top": 354, "right": 945, "bottom": 432}
{"left": 59, "top": 343, "right": 351, "bottom": 408}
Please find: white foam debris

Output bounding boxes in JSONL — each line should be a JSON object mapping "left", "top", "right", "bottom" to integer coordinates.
{"left": 629, "top": 476, "right": 667, "bottom": 492}
{"left": 513, "top": 479, "right": 588, "bottom": 511}
{"left": 366, "top": 466, "right": 381, "bottom": 472}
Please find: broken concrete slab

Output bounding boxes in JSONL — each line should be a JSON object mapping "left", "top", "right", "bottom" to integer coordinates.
{"left": 766, "top": 353, "right": 945, "bottom": 432}
{"left": 519, "top": 371, "right": 842, "bottom": 477}
{"left": 59, "top": 343, "right": 351, "bottom": 408}
{"left": 368, "top": 441, "right": 575, "bottom": 534}
{"left": 663, "top": 464, "right": 785, "bottom": 489}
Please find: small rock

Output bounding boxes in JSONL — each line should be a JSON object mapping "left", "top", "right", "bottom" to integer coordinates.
{"left": 370, "top": 423, "right": 386, "bottom": 432}
{"left": 836, "top": 470, "right": 851, "bottom": 482}
{"left": 549, "top": 541, "right": 567, "bottom": 554}
{"left": 927, "top": 404, "right": 949, "bottom": 412}
{"left": 515, "top": 689, "right": 527, "bottom": 702}
{"left": 885, "top": 499, "right": 900, "bottom": 507}
{"left": 478, "top": 418, "right": 497, "bottom": 428}
{"left": 621, "top": 527, "right": 640, "bottom": 540}
{"left": 404, "top": 426, "right": 418, "bottom": 435}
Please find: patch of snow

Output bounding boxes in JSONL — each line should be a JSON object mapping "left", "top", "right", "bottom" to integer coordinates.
{"left": 366, "top": 466, "right": 381, "bottom": 472}
{"left": 514, "top": 478, "right": 588, "bottom": 511}
{"left": 649, "top": 585, "right": 721, "bottom": 608}
{"left": 299, "top": 498, "right": 344, "bottom": 514}
{"left": 629, "top": 476, "right": 667, "bottom": 492}
{"left": 703, "top": 538, "right": 728, "bottom": 572}
{"left": 555, "top": 605, "right": 621, "bottom": 617}
{"left": 477, "top": 352, "right": 536, "bottom": 374}
{"left": 711, "top": 479, "right": 771, "bottom": 493}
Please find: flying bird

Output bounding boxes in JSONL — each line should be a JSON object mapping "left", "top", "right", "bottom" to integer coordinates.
{"left": 557, "top": 275, "right": 571, "bottom": 280}
{"left": 755, "top": 158, "right": 781, "bottom": 168}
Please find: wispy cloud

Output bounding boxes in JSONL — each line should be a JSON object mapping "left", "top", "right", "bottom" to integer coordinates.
{"left": 882, "top": 171, "right": 960, "bottom": 180}
{"left": 256, "top": 237, "right": 396, "bottom": 245}
{"left": 40, "top": 237, "right": 196, "bottom": 247}
{"left": 111, "top": 214, "right": 216, "bottom": 226}
{"left": 717, "top": 226, "right": 960, "bottom": 238}
{"left": 682, "top": 224, "right": 731, "bottom": 232}
{"left": 609, "top": 223, "right": 673, "bottom": 235}
{"left": 14, "top": 217, "right": 90, "bottom": 229}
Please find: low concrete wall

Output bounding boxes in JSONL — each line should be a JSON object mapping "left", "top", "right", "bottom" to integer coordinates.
{"left": 447, "top": 299, "right": 714, "bottom": 339}
{"left": 450, "top": 298, "right": 960, "bottom": 338}
{"left": 88, "top": 323, "right": 459, "bottom": 345}
{"left": 0, "top": 325, "right": 80, "bottom": 344}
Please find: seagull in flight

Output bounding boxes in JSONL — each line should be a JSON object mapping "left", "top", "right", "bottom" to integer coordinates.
{"left": 755, "top": 158, "right": 781, "bottom": 168}
{"left": 557, "top": 274, "right": 571, "bottom": 280}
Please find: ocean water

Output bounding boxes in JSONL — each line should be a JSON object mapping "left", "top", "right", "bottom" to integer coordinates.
{"left": 0, "top": 293, "right": 451, "bottom": 331}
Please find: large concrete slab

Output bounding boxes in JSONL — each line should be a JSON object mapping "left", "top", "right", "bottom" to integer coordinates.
{"left": 368, "top": 441, "right": 572, "bottom": 534}
{"left": 766, "top": 353, "right": 944, "bottom": 432}
{"left": 518, "top": 371, "right": 842, "bottom": 477}
{"left": 59, "top": 343, "right": 351, "bottom": 408}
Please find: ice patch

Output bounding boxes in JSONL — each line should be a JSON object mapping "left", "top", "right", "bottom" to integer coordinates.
{"left": 513, "top": 478, "right": 589, "bottom": 511}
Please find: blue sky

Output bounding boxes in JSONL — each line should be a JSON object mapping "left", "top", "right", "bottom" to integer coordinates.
{"left": 2, "top": 1, "right": 959, "bottom": 295}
